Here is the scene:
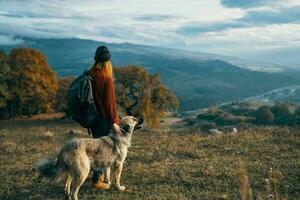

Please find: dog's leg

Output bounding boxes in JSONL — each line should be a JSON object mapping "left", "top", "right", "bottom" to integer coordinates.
{"left": 115, "top": 161, "right": 126, "bottom": 191}
{"left": 70, "top": 171, "right": 88, "bottom": 200}
{"left": 105, "top": 167, "right": 111, "bottom": 185}
{"left": 64, "top": 174, "right": 72, "bottom": 199}
{"left": 69, "top": 156, "right": 90, "bottom": 200}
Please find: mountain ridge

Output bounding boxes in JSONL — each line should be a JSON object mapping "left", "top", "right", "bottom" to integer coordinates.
{"left": 1, "top": 37, "right": 300, "bottom": 111}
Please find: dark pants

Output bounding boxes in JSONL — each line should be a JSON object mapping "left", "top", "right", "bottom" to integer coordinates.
{"left": 91, "top": 116, "right": 111, "bottom": 183}
{"left": 91, "top": 117, "right": 111, "bottom": 138}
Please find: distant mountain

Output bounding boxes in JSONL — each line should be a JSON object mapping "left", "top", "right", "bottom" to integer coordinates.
{"left": 1, "top": 38, "right": 300, "bottom": 111}
{"left": 248, "top": 46, "right": 300, "bottom": 67}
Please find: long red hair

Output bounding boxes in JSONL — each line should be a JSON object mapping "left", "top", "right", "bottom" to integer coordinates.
{"left": 90, "top": 60, "right": 119, "bottom": 124}
{"left": 92, "top": 60, "right": 113, "bottom": 77}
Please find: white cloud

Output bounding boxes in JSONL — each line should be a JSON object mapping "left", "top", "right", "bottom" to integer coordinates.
{"left": 0, "top": 0, "right": 244, "bottom": 42}
{"left": 0, "top": 35, "right": 23, "bottom": 45}
{"left": 180, "top": 23, "right": 300, "bottom": 56}
{"left": 0, "top": 0, "right": 299, "bottom": 59}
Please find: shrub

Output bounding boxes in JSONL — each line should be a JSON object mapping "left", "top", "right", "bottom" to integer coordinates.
{"left": 270, "top": 104, "right": 293, "bottom": 125}
{"left": 197, "top": 111, "right": 222, "bottom": 121}
{"left": 255, "top": 106, "right": 274, "bottom": 124}
{"left": 200, "top": 121, "right": 217, "bottom": 132}
{"left": 197, "top": 110, "right": 247, "bottom": 126}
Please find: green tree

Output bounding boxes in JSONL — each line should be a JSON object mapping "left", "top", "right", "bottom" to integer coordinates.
{"left": 270, "top": 104, "right": 293, "bottom": 125}
{"left": 255, "top": 105, "right": 274, "bottom": 124}
{"left": 7, "top": 48, "right": 58, "bottom": 117}
{"left": 0, "top": 49, "right": 11, "bottom": 118}
{"left": 114, "top": 65, "right": 178, "bottom": 128}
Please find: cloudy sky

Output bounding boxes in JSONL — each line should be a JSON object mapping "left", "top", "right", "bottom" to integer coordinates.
{"left": 0, "top": 0, "right": 299, "bottom": 59}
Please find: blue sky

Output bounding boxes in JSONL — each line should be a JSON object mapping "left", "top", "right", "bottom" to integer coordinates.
{"left": 0, "top": 0, "right": 299, "bottom": 59}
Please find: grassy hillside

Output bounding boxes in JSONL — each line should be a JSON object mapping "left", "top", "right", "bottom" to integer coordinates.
{"left": 2, "top": 38, "right": 300, "bottom": 111}
{"left": 0, "top": 117, "right": 299, "bottom": 199}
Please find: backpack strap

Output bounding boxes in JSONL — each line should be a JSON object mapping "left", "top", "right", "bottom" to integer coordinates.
{"left": 87, "top": 128, "right": 92, "bottom": 135}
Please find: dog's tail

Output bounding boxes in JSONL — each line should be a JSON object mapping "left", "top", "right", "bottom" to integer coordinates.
{"left": 34, "top": 159, "right": 60, "bottom": 178}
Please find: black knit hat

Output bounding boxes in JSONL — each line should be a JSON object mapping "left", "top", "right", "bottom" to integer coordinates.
{"left": 94, "top": 45, "right": 111, "bottom": 62}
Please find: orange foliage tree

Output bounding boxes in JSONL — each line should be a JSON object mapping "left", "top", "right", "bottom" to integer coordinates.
{"left": 6, "top": 48, "right": 58, "bottom": 117}
{"left": 114, "top": 65, "right": 179, "bottom": 128}
{"left": 0, "top": 50, "right": 11, "bottom": 117}
{"left": 54, "top": 77, "right": 74, "bottom": 113}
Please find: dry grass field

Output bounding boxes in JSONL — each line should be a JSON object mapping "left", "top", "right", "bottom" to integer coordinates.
{"left": 0, "top": 117, "right": 299, "bottom": 200}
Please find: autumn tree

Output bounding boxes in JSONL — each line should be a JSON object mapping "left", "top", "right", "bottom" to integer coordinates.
{"left": 114, "top": 65, "right": 179, "bottom": 128}
{"left": 54, "top": 77, "right": 74, "bottom": 113}
{"left": 6, "top": 48, "right": 58, "bottom": 117}
{"left": 146, "top": 73, "right": 179, "bottom": 127}
{"left": 0, "top": 50, "right": 11, "bottom": 118}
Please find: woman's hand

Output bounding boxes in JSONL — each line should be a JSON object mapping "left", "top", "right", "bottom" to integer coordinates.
{"left": 113, "top": 123, "right": 122, "bottom": 135}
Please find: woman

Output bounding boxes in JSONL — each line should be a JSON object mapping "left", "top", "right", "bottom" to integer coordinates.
{"left": 89, "top": 45, "right": 122, "bottom": 189}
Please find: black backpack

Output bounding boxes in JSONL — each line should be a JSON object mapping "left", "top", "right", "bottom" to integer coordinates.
{"left": 67, "top": 70, "right": 98, "bottom": 128}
